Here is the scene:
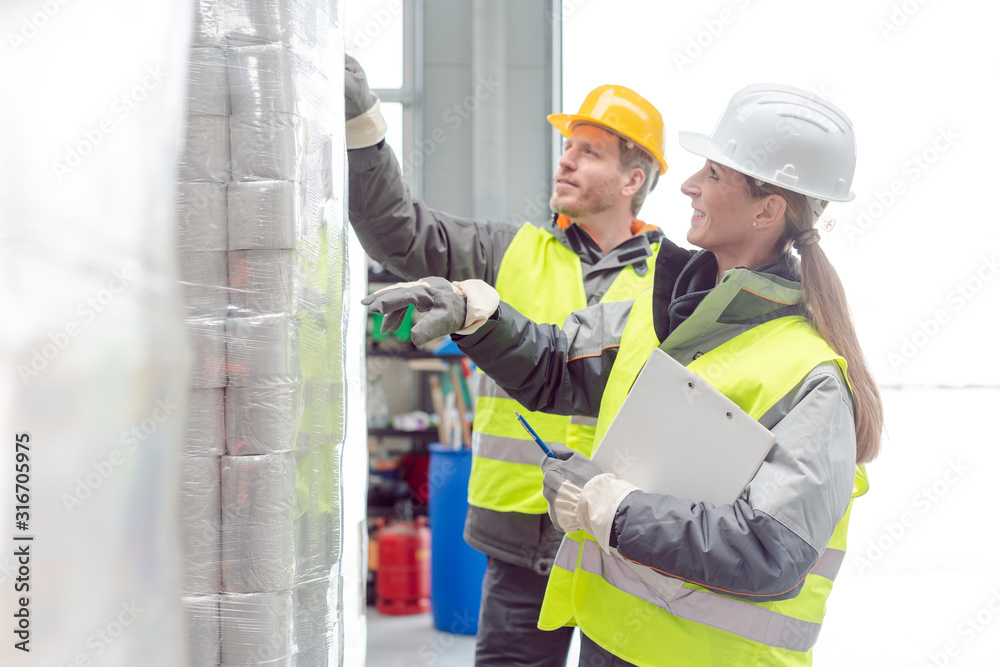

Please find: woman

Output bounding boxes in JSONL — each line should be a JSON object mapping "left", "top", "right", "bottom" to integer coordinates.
{"left": 364, "top": 84, "right": 883, "bottom": 666}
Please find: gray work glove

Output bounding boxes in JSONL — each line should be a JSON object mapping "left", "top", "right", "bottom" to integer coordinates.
{"left": 345, "top": 54, "right": 387, "bottom": 148}
{"left": 363, "top": 277, "right": 503, "bottom": 349}
{"left": 363, "top": 277, "right": 500, "bottom": 346}
{"left": 541, "top": 443, "right": 639, "bottom": 552}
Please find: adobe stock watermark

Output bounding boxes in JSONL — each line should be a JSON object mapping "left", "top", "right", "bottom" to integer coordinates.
{"left": 546, "top": 0, "right": 596, "bottom": 25}
{"left": 7, "top": 0, "right": 74, "bottom": 52}
{"left": 61, "top": 396, "right": 179, "bottom": 513}
{"left": 0, "top": 555, "right": 15, "bottom": 587}
{"left": 583, "top": 604, "right": 661, "bottom": 665}
{"left": 716, "top": 94, "right": 833, "bottom": 190}
{"left": 672, "top": 0, "right": 756, "bottom": 74}
{"left": 919, "top": 588, "right": 1000, "bottom": 667}
{"left": 854, "top": 459, "right": 969, "bottom": 574}
{"left": 348, "top": 0, "right": 402, "bottom": 54}
{"left": 17, "top": 266, "right": 136, "bottom": 385}
{"left": 507, "top": 178, "right": 556, "bottom": 226}
{"left": 406, "top": 610, "right": 477, "bottom": 667}
{"left": 877, "top": 0, "right": 932, "bottom": 41}
{"left": 51, "top": 65, "right": 166, "bottom": 181}
{"left": 399, "top": 74, "right": 502, "bottom": 180}
{"left": 887, "top": 255, "right": 997, "bottom": 372}
{"left": 58, "top": 599, "right": 145, "bottom": 667}
{"left": 845, "top": 125, "right": 959, "bottom": 243}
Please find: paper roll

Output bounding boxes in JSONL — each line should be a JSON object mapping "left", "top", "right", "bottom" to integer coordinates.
{"left": 225, "top": 313, "right": 298, "bottom": 387}
{"left": 229, "top": 44, "right": 295, "bottom": 115}
{"left": 293, "top": 578, "right": 335, "bottom": 658}
{"left": 188, "top": 46, "right": 230, "bottom": 115}
{"left": 228, "top": 249, "right": 296, "bottom": 315}
{"left": 230, "top": 112, "right": 299, "bottom": 181}
{"left": 186, "top": 316, "right": 227, "bottom": 388}
{"left": 291, "top": 63, "right": 335, "bottom": 124}
{"left": 294, "top": 508, "right": 338, "bottom": 582}
{"left": 310, "top": 383, "right": 346, "bottom": 448}
{"left": 179, "top": 114, "right": 230, "bottom": 183}
{"left": 220, "top": 590, "right": 293, "bottom": 666}
{"left": 222, "top": 0, "right": 291, "bottom": 46}
{"left": 226, "top": 383, "right": 299, "bottom": 456}
{"left": 180, "top": 455, "right": 222, "bottom": 594}
{"left": 221, "top": 453, "right": 295, "bottom": 593}
{"left": 184, "top": 388, "right": 226, "bottom": 456}
{"left": 227, "top": 180, "right": 298, "bottom": 250}
{"left": 183, "top": 595, "right": 222, "bottom": 666}
{"left": 291, "top": 437, "right": 342, "bottom": 579}
{"left": 177, "top": 181, "right": 228, "bottom": 252}
{"left": 222, "top": 521, "right": 295, "bottom": 594}
{"left": 296, "top": 642, "right": 333, "bottom": 667}
{"left": 179, "top": 250, "right": 230, "bottom": 317}
{"left": 192, "top": 0, "right": 224, "bottom": 46}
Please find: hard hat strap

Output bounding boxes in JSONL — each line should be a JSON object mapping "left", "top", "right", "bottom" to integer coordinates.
{"left": 807, "top": 196, "right": 826, "bottom": 220}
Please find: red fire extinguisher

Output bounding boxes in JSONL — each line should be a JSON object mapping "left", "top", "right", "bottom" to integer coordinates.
{"left": 375, "top": 516, "right": 431, "bottom": 615}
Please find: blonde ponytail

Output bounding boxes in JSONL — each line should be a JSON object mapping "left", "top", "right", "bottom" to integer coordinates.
{"left": 746, "top": 177, "right": 883, "bottom": 464}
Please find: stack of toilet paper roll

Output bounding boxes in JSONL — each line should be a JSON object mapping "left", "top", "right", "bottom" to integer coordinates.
{"left": 178, "top": 15, "right": 230, "bottom": 667}
{"left": 220, "top": 453, "right": 296, "bottom": 664}
{"left": 223, "top": 25, "right": 303, "bottom": 667}
{"left": 177, "top": 1, "right": 344, "bottom": 665}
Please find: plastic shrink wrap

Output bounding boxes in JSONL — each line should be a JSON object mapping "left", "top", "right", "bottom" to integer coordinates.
{"left": 178, "top": 0, "right": 348, "bottom": 665}
{"left": 2, "top": 1, "right": 350, "bottom": 663}
{"left": 0, "top": 1, "right": 192, "bottom": 665}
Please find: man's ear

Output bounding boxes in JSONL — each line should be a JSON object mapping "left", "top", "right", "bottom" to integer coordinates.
{"left": 621, "top": 167, "right": 646, "bottom": 198}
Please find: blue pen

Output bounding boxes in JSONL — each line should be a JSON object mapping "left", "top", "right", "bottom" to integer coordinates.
{"left": 514, "top": 411, "right": 557, "bottom": 459}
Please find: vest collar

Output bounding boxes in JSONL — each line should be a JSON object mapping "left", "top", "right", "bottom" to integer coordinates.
{"left": 554, "top": 214, "right": 663, "bottom": 240}
{"left": 548, "top": 215, "right": 662, "bottom": 269}
{"left": 657, "top": 251, "right": 804, "bottom": 357}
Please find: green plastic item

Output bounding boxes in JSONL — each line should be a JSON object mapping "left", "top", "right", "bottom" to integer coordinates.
{"left": 371, "top": 304, "right": 415, "bottom": 342}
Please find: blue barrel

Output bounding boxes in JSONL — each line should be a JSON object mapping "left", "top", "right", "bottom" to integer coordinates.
{"left": 428, "top": 444, "right": 487, "bottom": 635}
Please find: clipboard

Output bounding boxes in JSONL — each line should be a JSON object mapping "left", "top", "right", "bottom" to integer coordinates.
{"left": 591, "top": 346, "right": 775, "bottom": 503}
{"left": 589, "top": 346, "right": 776, "bottom": 601}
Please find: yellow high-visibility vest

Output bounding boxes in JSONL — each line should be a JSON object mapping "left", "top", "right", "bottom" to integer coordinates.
{"left": 468, "top": 223, "right": 659, "bottom": 514}
{"left": 538, "top": 287, "right": 868, "bottom": 666}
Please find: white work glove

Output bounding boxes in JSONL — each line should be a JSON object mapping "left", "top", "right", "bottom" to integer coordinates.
{"left": 345, "top": 54, "right": 388, "bottom": 149}
{"left": 541, "top": 443, "right": 639, "bottom": 553}
{"left": 362, "top": 277, "right": 499, "bottom": 346}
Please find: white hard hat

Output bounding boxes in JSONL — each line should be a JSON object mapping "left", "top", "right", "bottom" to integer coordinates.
{"left": 678, "top": 84, "right": 856, "bottom": 203}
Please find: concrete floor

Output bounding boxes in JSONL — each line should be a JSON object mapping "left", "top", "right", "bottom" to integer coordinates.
{"left": 365, "top": 608, "right": 582, "bottom": 666}
{"left": 366, "top": 609, "right": 476, "bottom": 666}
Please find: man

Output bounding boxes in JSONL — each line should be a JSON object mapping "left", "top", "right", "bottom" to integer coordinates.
{"left": 346, "top": 55, "right": 674, "bottom": 666}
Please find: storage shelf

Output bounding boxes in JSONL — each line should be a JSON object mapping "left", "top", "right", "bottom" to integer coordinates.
{"left": 367, "top": 347, "right": 465, "bottom": 360}
{"left": 365, "top": 261, "right": 466, "bottom": 540}
{"left": 368, "top": 427, "right": 439, "bottom": 439}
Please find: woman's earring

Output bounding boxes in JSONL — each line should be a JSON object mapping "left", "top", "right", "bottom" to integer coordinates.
{"left": 752, "top": 221, "right": 758, "bottom": 227}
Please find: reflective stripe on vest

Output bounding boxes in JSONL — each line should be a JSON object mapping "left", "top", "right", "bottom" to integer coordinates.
{"left": 471, "top": 375, "right": 600, "bottom": 466}
{"left": 552, "top": 538, "right": 844, "bottom": 652}
{"left": 554, "top": 538, "right": 846, "bottom": 587}
{"left": 539, "top": 288, "right": 866, "bottom": 665}
{"left": 468, "top": 224, "right": 658, "bottom": 514}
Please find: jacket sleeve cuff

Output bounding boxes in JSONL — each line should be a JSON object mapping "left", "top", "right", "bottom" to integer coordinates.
{"left": 579, "top": 474, "right": 640, "bottom": 553}
{"left": 346, "top": 98, "right": 389, "bottom": 149}
{"left": 452, "top": 279, "right": 500, "bottom": 335}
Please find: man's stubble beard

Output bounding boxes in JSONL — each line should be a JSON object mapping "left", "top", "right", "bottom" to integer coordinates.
{"left": 549, "top": 177, "right": 619, "bottom": 220}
